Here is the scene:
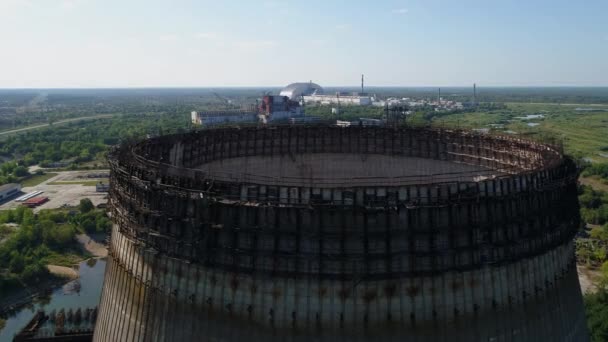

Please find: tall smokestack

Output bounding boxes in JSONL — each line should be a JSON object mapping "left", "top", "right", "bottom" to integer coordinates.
{"left": 361, "top": 74, "right": 364, "bottom": 93}
{"left": 473, "top": 83, "right": 477, "bottom": 104}
{"left": 438, "top": 88, "right": 441, "bottom": 104}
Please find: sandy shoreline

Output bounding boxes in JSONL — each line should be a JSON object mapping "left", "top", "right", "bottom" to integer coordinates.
{"left": 76, "top": 233, "right": 108, "bottom": 258}
{"left": 46, "top": 265, "right": 79, "bottom": 279}
{"left": 45, "top": 233, "right": 107, "bottom": 280}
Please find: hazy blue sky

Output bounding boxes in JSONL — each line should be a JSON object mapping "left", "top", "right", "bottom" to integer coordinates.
{"left": 0, "top": 0, "right": 606, "bottom": 88}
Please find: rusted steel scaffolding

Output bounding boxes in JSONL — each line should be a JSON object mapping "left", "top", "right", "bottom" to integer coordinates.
{"left": 94, "top": 125, "right": 588, "bottom": 342}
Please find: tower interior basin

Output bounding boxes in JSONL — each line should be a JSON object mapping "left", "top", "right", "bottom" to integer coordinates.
{"left": 196, "top": 153, "right": 505, "bottom": 186}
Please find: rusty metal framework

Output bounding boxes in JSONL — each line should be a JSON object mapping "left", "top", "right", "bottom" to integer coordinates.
{"left": 106, "top": 126, "right": 579, "bottom": 280}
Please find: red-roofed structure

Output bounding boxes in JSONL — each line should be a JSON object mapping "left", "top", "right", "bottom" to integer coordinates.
{"left": 22, "top": 196, "right": 49, "bottom": 208}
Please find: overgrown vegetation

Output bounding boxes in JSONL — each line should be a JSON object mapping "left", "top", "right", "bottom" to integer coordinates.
{"left": 585, "top": 289, "right": 608, "bottom": 342}
{"left": 429, "top": 103, "right": 608, "bottom": 162}
{"left": 577, "top": 165, "right": 608, "bottom": 340}
{"left": 583, "top": 163, "right": 608, "bottom": 181}
{"left": 584, "top": 258, "right": 608, "bottom": 342}
{"left": 0, "top": 161, "right": 29, "bottom": 185}
{"left": 0, "top": 112, "right": 190, "bottom": 186}
{"left": 577, "top": 224, "right": 608, "bottom": 267}
{"left": 0, "top": 224, "right": 13, "bottom": 240}
{"left": 579, "top": 185, "right": 608, "bottom": 226}
{"left": 0, "top": 200, "right": 110, "bottom": 294}
{"left": 575, "top": 167, "right": 608, "bottom": 265}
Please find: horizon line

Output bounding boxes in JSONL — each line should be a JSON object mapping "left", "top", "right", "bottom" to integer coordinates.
{"left": 1, "top": 85, "right": 608, "bottom": 90}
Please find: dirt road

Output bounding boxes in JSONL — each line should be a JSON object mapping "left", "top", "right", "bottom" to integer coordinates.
{"left": 0, "top": 114, "right": 114, "bottom": 138}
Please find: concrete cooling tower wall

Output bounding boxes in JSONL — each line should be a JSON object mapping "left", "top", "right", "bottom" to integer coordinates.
{"left": 94, "top": 125, "right": 588, "bottom": 341}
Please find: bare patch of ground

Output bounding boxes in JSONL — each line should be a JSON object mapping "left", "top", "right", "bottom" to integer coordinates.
{"left": 578, "top": 265, "right": 601, "bottom": 294}
{"left": 76, "top": 233, "right": 108, "bottom": 258}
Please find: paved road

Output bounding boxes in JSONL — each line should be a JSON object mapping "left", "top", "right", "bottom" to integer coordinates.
{"left": 0, "top": 114, "right": 114, "bottom": 137}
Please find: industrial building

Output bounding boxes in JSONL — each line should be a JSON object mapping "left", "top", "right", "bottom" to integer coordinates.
{"left": 191, "top": 109, "right": 257, "bottom": 126}
{"left": 257, "top": 95, "right": 303, "bottom": 123}
{"left": 95, "top": 125, "right": 588, "bottom": 341}
{"left": 0, "top": 183, "right": 21, "bottom": 202}
{"left": 192, "top": 81, "right": 373, "bottom": 128}
{"left": 191, "top": 96, "right": 303, "bottom": 126}
{"left": 303, "top": 92, "right": 372, "bottom": 106}
{"left": 279, "top": 82, "right": 373, "bottom": 106}
{"left": 15, "top": 190, "right": 43, "bottom": 202}
{"left": 280, "top": 75, "right": 374, "bottom": 106}
{"left": 22, "top": 196, "right": 48, "bottom": 208}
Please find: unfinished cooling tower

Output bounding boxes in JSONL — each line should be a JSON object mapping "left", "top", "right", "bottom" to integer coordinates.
{"left": 94, "top": 125, "right": 588, "bottom": 341}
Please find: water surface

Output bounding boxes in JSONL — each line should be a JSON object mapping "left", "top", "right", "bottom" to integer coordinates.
{"left": 0, "top": 258, "right": 106, "bottom": 340}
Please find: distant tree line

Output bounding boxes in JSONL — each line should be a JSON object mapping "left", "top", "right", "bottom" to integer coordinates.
{"left": 0, "top": 161, "right": 29, "bottom": 185}
{"left": 0, "top": 112, "right": 190, "bottom": 186}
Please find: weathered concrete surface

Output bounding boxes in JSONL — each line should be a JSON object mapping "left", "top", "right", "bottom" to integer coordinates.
{"left": 95, "top": 227, "right": 588, "bottom": 341}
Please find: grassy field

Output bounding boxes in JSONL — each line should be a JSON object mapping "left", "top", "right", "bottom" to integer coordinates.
{"left": 432, "top": 103, "right": 608, "bottom": 162}
{"left": 535, "top": 113, "right": 608, "bottom": 162}
{"left": 20, "top": 172, "right": 58, "bottom": 187}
